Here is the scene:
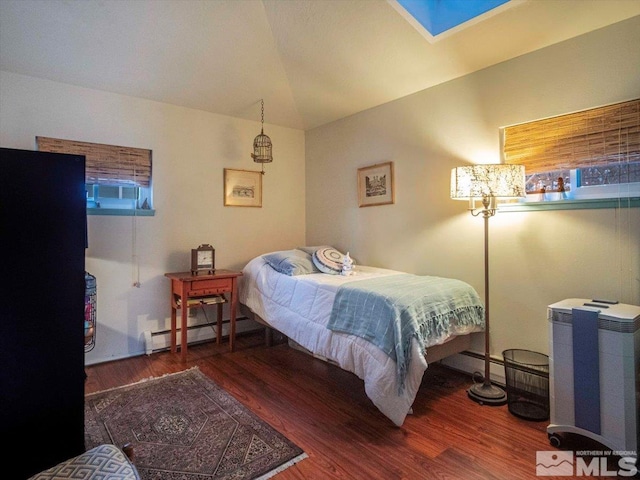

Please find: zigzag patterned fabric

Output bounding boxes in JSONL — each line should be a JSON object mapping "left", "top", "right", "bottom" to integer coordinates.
{"left": 28, "top": 444, "right": 139, "bottom": 480}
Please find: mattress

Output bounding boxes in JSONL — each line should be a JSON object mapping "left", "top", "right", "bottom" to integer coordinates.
{"left": 239, "top": 254, "right": 484, "bottom": 426}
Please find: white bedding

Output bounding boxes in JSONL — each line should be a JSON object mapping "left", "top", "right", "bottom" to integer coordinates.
{"left": 239, "top": 255, "right": 483, "bottom": 426}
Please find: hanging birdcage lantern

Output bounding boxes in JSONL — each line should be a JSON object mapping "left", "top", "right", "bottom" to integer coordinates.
{"left": 251, "top": 99, "right": 272, "bottom": 173}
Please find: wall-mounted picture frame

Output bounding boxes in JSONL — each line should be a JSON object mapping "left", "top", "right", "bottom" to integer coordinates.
{"left": 357, "top": 161, "right": 394, "bottom": 207}
{"left": 224, "top": 168, "right": 262, "bottom": 207}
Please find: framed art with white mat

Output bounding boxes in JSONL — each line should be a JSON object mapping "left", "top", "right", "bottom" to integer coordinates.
{"left": 357, "top": 161, "right": 394, "bottom": 207}
{"left": 224, "top": 168, "right": 262, "bottom": 207}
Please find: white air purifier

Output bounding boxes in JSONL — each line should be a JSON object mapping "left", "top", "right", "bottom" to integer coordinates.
{"left": 547, "top": 298, "right": 640, "bottom": 464}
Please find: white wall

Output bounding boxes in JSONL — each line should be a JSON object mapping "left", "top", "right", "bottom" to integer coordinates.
{"left": 0, "top": 71, "right": 306, "bottom": 364}
{"left": 2, "top": 17, "right": 638, "bottom": 367}
{"left": 305, "top": 17, "right": 640, "bottom": 359}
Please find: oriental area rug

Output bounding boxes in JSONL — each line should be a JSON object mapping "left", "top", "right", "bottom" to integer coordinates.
{"left": 85, "top": 367, "right": 306, "bottom": 479}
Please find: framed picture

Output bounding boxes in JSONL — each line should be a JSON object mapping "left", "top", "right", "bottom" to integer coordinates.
{"left": 357, "top": 161, "right": 394, "bottom": 207}
{"left": 224, "top": 168, "right": 262, "bottom": 207}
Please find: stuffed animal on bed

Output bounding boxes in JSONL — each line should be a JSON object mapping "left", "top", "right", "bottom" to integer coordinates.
{"left": 341, "top": 252, "right": 354, "bottom": 276}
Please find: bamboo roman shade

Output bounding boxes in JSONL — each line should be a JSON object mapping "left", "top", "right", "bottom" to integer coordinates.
{"left": 503, "top": 99, "right": 640, "bottom": 175}
{"left": 37, "top": 136, "right": 152, "bottom": 187}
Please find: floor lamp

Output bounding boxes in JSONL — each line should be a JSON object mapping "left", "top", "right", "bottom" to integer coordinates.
{"left": 450, "top": 164, "right": 526, "bottom": 406}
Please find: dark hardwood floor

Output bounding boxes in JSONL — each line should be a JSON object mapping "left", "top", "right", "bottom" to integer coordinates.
{"left": 85, "top": 331, "right": 629, "bottom": 479}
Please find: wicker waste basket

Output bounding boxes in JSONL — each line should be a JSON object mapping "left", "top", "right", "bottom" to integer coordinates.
{"left": 502, "top": 349, "right": 550, "bottom": 421}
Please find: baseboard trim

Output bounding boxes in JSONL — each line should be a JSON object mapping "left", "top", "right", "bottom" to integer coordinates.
{"left": 85, "top": 317, "right": 262, "bottom": 365}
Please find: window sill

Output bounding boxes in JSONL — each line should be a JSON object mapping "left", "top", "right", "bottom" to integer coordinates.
{"left": 500, "top": 197, "right": 640, "bottom": 212}
{"left": 88, "top": 208, "right": 155, "bottom": 216}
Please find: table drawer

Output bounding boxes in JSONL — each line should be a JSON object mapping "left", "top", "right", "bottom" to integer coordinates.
{"left": 188, "top": 278, "right": 231, "bottom": 296}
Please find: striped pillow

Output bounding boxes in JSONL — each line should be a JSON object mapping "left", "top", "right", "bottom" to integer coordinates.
{"left": 312, "top": 247, "right": 344, "bottom": 275}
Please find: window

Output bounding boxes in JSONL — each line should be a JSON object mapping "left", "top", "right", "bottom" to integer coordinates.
{"left": 502, "top": 99, "right": 640, "bottom": 205}
{"left": 37, "top": 136, "right": 153, "bottom": 215}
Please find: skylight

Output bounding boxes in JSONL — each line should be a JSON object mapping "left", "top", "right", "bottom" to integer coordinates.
{"left": 389, "top": 0, "right": 513, "bottom": 41}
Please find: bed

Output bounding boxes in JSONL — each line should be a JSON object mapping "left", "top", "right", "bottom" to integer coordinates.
{"left": 238, "top": 247, "right": 485, "bottom": 426}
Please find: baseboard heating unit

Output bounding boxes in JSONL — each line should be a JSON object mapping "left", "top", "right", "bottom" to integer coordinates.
{"left": 143, "top": 316, "right": 260, "bottom": 354}
{"left": 547, "top": 298, "right": 640, "bottom": 464}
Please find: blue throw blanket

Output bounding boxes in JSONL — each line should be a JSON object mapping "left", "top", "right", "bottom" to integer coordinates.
{"left": 327, "top": 274, "right": 485, "bottom": 392}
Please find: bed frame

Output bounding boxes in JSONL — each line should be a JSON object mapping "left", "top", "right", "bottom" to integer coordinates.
{"left": 240, "top": 303, "right": 471, "bottom": 364}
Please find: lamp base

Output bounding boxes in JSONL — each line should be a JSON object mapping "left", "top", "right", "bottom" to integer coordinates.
{"left": 467, "top": 382, "right": 507, "bottom": 406}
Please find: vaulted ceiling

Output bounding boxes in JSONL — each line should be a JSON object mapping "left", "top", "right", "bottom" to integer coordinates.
{"left": 1, "top": 0, "right": 639, "bottom": 130}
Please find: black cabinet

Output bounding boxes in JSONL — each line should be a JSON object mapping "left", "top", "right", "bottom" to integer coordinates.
{"left": 0, "top": 147, "right": 86, "bottom": 478}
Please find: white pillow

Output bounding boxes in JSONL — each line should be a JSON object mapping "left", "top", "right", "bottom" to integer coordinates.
{"left": 312, "top": 247, "right": 344, "bottom": 275}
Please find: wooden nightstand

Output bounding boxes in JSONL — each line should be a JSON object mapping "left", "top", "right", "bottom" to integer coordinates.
{"left": 165, "top": 270, "right": 243, "bottom": 361}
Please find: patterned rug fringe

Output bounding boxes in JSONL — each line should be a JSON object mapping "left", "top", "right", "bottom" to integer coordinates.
{"left": 85, "top": 366, "right": 201, "bottom": 397}
{"left": 255, "top": 452, "right": 308, "bottom": 479}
